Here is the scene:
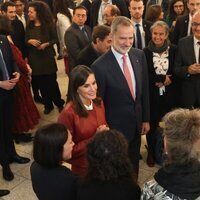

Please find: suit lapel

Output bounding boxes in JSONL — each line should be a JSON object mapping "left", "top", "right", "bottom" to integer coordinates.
{"left": 128, "top": 49, "right": 140, "bottom": 100}
{"left": 190, "top": 37, "right": 196, "bottom": 63}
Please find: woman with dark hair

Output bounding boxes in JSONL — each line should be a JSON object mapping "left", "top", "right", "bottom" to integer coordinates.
{"left": 0, "top": 14, "right": 40, "bottom": 143}
{"left": 141, "top": 108, "right": 200, "bottom": 199}
{"left": 31, "top": 123, "right": 77, "bottom": 200}
{"left": 25, "top": 1, "right": 64, "bottom": 114}
{"left": 143, "top": 21, "right": 178, "bottom": 167}
{"left": 165, "top": 0, "right": 185, "bottom": 29}
{"left": 145, "top": 4, "right": 164, "bottom": 23}
{"left": 77, "top": 129, "right": 141, "bottom": 200}
{"left": 53, "top": 0, "right": 72, "bottom": 74}
{"left": 58, "top": 65, "right": 108, "bottom": 176}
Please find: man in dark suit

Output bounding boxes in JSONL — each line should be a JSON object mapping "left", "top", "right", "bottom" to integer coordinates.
{"left": 92, "top": 16, "right": 150, "bottom": 177}
{"left": 1, "top": 1, "right": 27, "bottom": 58}
{"left": 172, "top": 0, "right": 200, "bottom": 44}
{"left": 65, "top": 5, "right": 92, "bottom": 71}
{"left": 90, "top": 0, "right": 129, "bottom": 28}
{"left": 0, "top": 35, "right": 30, "bottom": 182}
{"left": 129, "top": 0, "right": 152, "bottom": 49}
{"left": 174, "top": 11, "right": 200, "bottom": 108}
{"left": 77, "top": 25, "right": 112, "bottom": 66}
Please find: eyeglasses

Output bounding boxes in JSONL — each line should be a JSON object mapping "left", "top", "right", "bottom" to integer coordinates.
{"left": 191, "top": 22, "right": 200, "bottom": 27}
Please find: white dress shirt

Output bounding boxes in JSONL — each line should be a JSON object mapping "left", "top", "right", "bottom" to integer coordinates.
{"left": 111, "top": 47, "right": 136, "bottom": 98}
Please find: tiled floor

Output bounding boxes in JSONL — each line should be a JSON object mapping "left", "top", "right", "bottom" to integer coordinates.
{"left": 0, "top": 59, "right": 159, "bottom": 200}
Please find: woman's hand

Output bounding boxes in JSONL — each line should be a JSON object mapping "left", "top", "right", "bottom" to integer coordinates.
{"left": 28, "top": 39, "right": 41, "bottom": 47}
{"left": 37, "top": 42, "right": 49, "bottom": 50}
{"left": 164, "top": 75, "right": 172, "bottom": 86}
{"left": 96, "top": 124, "right": 109, "bottom": 132}
{"left": 155, "top": 82, "right": 164, "bottom": 88}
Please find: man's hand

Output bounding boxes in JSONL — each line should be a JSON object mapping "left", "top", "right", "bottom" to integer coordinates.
{"left": 187, "top": 64, "right": 200, "bottom": 74}
{"left": 9, "top": 72, "right": 20, "bottom": 84}
{"left": 0, "top": 80, "right": 16, "bottom": 90}
{"left": 141, "top": 122, "right": 150, "bottom": 135}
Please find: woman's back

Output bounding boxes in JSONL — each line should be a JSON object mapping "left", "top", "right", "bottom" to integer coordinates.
{"left": 31, "top": 161, "right": 77, "bottom": 200}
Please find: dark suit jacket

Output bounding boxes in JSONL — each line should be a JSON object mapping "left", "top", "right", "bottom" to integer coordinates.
{"left": 133, "top": 19, "right": 152, "bottom": 48}
{"left": 171, "top": 14, "right": 189, "bottom": 45}
{"left": 90, "top": 0, "right": 129, "bottom": 28}
{"left": 11, "top": 18, "right": 27, "bottom": 58}
{"left": 143, "top": 44, "right": 178, "bottom": 121}
{"left": 0, "top": 35, "right": 15, "bottom": 96}
{"left": 77, "top": 43, "right": 99, "bottom": 67}
{"left": 174, "top": 36, "right": 200, "bottom": 107}
{"left": 65, "top": 22, "right": 92, "bottom": 70}
{"left": 91, "top": 48, "right": 150, "bottom": 141}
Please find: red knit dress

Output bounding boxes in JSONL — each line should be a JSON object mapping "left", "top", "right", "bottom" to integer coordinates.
{"left": 11, "top": 42, "right": 40, "bottom": 132}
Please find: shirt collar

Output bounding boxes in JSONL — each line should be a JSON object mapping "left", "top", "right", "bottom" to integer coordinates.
{"left": 111, "top": 46, "right": 128, "bottom": 59}
{"left": 132, "top": 20, "right": 143, "bottom": 26}
{"left": 84, "top": 101, "right": 93, "bottom": 110}
{"left": 193, "top": 36, "right": 200, "bottom": 45}
{"left": 101, "top": 0, "right": 112, "bottom": 5}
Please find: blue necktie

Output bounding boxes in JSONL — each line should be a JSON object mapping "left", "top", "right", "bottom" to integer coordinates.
{"left": 136, "top": 24, "right": 142, "bottom": 50}
{"left": 0, "top": 49, "right": 10, "bottom": 80}
{"left": 81, "top": 27, "right": 89, "bottom": 41}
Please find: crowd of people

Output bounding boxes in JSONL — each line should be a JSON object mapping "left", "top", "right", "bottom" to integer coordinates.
{"left": 0, "top": 0, "right": 200, "bottom": 198}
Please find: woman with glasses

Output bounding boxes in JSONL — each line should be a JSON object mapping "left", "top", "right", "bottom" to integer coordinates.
{"left": 165, "top": 0, "right": 186, "bottom": 30}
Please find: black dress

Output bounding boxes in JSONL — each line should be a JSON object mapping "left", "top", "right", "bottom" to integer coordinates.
{"left": 77, "top": 179, "right": 141, "bottom": 200}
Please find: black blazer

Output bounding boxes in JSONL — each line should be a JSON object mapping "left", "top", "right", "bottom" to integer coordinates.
{"left": 77, "top": 43, "right": 99, "bottom": 67}
{"left": 174, "top": 36, "right": 200, "bottom": 107}
{"left": 171, "top": 14, "right": 189, "bottom": 45}
{"left": 11, "top": 18, "right": 27, "bottom": 58}
{"left": 90, "top": 0, "right": 129, "bottom": 28}
{"left": 133, "top": 19, "right": 152, "bottom": 48}
{"left": 143, "top": 44, "right": 178, "bottom": 121}
{"left": 64, "top": 22, "right": 92, "bottom": 70}
{"left": 91, "top": 48, "right": 150, "bottom": 141}
{"left": 77, "top": 179, "right": 141, "bottom": 200}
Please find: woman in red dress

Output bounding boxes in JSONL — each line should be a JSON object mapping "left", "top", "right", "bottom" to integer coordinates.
{"left": 58, "top": 65, "right": 108, "bottom": 176}
{"left": 0, "top": 15, "right": 40, "bottom": 142}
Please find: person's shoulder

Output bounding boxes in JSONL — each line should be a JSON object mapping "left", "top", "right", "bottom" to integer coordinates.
{"left": 169, "top": 43, "right": 177, "bottom": 50}
{"left": 63, "top": 102, "right": 75, "bottom": 113}
{"left": 176, "top": 14, "right": 189, "bottom": 23}
{"left": 142, "top": 19, "right": 152, "bottom": 27}
{"left": 92, "top": 50, "right": 112, "bottom": 66}
{"left": 66, "top": 23, "right": 77, "bottom": 32}
{"left": 178, "top": 35, "right": 193, "bottom": 45}
{"left": 129, "top": 47, "right": 144, "bottom": 56}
